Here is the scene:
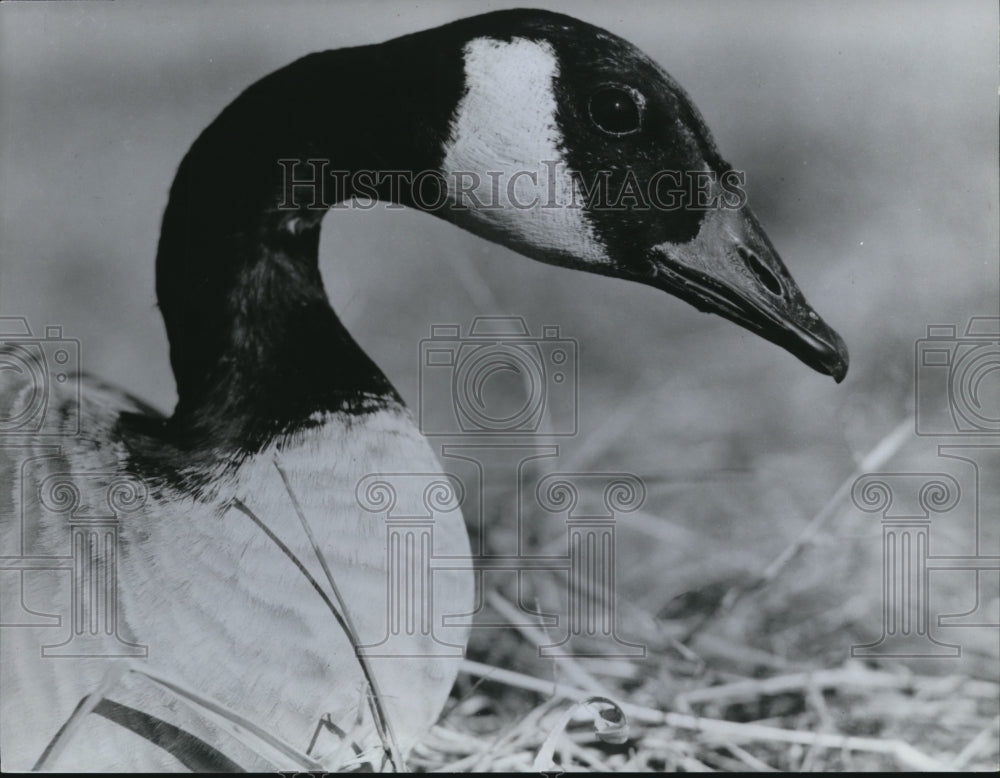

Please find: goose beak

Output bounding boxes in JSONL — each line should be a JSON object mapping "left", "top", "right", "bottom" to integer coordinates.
{"left": 648, "top": 205, "right": 849, "bottom": 383}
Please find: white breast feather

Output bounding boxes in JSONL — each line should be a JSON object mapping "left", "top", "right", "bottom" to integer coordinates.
{"left": 1, "top": 396, "right": 472, "bottom": 771}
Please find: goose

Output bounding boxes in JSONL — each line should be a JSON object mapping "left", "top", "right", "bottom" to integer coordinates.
{"left": 0, "top": 8, "right": 848, "bottom": 772}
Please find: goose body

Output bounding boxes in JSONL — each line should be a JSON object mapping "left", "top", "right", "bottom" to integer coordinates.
{"left": 1, "top": 8, "right": 848, "bottom": 771}
{"left": 2, "top": 393, "right": 468, "bottom": 770}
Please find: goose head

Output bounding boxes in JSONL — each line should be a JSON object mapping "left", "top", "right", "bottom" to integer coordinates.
{"left": 157, "top": 8, "right": 847, "bottom": 441}
{"left": 425, "top": 9, "right": 848, "bottom": 381}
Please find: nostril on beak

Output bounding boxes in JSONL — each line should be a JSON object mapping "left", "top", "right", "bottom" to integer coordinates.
{"left": 738, "top": 246, "right": 783, "bottom": 297}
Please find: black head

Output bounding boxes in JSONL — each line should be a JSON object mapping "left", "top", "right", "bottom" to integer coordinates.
{"left": 415, "top": 9, "right": 848, "bottom": 381}
{"left": 153, "top": 6, "right": 848, "bottom": 444}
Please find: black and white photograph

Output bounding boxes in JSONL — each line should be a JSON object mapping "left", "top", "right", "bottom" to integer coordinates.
{"left": 0, "top": 0, "right": 997, "bottom": 771}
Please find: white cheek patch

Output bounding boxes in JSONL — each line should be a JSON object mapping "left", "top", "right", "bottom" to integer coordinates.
{"left": 440, "top": 37, "right": 610, "bottom": 266}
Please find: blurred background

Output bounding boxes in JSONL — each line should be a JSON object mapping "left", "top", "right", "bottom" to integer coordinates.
{"left": 1, "top": 0, "right": 997, "bottom": 680}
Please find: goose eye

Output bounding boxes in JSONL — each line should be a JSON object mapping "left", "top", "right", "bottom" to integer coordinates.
{"left": 588, "top": 86, "right": 643, "bottom": 136}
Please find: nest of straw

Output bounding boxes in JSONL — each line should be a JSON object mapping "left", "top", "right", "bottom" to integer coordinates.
{"left": 402, "top": 421, "right": 999, "bottom": 773}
